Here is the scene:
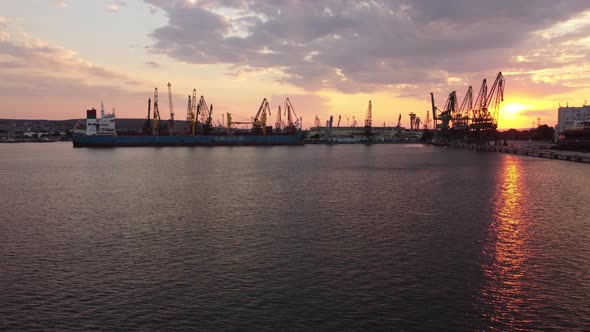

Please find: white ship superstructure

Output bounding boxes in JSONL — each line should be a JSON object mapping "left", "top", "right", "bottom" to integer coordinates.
{"left": 85, "top": 101, "right": 116, "bottom": 136}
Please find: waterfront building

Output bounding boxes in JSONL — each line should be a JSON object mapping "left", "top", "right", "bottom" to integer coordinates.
{"left": 556, "top": 104, "right": 590, "bottom": 140}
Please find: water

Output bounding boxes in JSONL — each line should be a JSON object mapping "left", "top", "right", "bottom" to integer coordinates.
{"left": 1, "top": 143, "right": 589, "bottom": 330}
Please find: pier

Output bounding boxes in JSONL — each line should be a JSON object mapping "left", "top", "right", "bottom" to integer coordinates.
{"left": 449, "top": 143, "right": 590, "bottom": 164}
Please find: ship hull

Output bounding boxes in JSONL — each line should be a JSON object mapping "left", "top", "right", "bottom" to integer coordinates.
{"left": 73, "top": 133, "right": 305, "bottom": 147}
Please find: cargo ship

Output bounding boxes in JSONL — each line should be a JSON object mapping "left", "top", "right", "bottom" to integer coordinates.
{"left": 73, "top": 96, "right": 305, "bottom": 147}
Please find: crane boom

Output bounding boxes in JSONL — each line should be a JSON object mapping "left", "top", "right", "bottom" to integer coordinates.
{"left": 253, "top": 98, "right": 271, "bottom": 134}
{"left": 191, "top": 89, "right": 197, "bottom": 135}
{"left": 430, "top": 92, "right": 437, "bottom": 130}
{"left": 186, "top": 95, "right": 194, "bottom": 135}
{"left": 145, "top": 97, "right": 151, "bottom": 131}
{"left": 284, "top": 98, "right": 299, "bottom": 127}
{"left": 486, "top": 72, "right": 505, "bottom": 125}
{"left": 153, "top": 88, "right": 160, "bottom": 135}
{"left": 275, "top": 105, "right": 283, "bottom": 131}
{"left": 472, "top": 79, "right": 488, "bottom": 120}
{"left": 458, "top": 86, "right": 473, "bottom": 120}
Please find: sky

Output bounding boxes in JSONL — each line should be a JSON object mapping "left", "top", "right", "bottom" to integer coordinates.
{"left": 1, "top": 0, "right": 590, "bottom": 129}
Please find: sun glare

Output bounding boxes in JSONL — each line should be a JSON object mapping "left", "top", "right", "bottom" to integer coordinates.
{"left": 502, "top": 103, "right": 527, "bottom": 117}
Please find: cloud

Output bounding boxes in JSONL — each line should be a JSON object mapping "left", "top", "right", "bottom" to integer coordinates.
{"left": 146, "top": 60, "right": 160, "bottom": 67}
{"left": 0, "top": 21, "right": 146, "bottom": 103}
{"left": 53, "top": 0, "right": 67, "bottom": 8}
{"left": 149, "top": 5, "right": 158, "bottom": 14}
{"left": 106, "top": 0, "right": 126, "bottom": 12}
{"left": 0, "top": 18, "right": 9, "bottom": 46}
{"left": 145, "top": 0, "right": 590, "bottom": 98}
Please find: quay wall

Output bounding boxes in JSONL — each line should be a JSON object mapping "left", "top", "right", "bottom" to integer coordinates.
{"left": 449, "top": 143, "right": 590, "bottom": 164}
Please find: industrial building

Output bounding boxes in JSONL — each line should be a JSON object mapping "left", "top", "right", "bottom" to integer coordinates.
{"left": 556, "top": 104, "right": 590, "bottom": 140}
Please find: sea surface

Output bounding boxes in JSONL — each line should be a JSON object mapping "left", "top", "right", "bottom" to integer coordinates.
{"left": 1, "top": 142, "right": 589, "bottom": 331}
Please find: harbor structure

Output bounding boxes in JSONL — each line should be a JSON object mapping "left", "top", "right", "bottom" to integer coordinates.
{"left": 73, "top": 89, "right": 305, "bottom": 147}
{"left": 430, "top": 72, "right": 505, "bottom": 145}
{"left": 307, "top": 126, "right": 421, "bottom": 143}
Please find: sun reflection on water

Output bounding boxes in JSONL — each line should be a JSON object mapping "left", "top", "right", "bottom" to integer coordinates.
{"left": 479, "top": 156, "right": 535, "bottom": 330}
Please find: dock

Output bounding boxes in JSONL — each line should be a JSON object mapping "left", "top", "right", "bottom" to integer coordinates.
{"left": 449, "top": 143, "right": 590, "bottom": 164}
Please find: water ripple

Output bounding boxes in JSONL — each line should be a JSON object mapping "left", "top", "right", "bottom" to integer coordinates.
{"left": 1, "top": 143, "right": 589, "bottom": 330}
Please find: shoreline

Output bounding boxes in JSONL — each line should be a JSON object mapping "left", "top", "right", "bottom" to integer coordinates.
{"left": 448, "top": 143, "right": 590, "bottom": 164}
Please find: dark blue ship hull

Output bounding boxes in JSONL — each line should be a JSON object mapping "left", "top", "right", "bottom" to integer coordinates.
{"left": 73, "top": 133, "right": 305, "bottom": 147}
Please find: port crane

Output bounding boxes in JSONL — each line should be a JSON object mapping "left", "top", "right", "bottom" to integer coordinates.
{"left": 167, "top": 82, "right": 175, "bottom": 134}
{"left": 470, "top": 72, "right": 505, "bottom": 144}
{"left": 145, "top": 97, "right": 151, "bottom": 132}
{"left": 196, "top": 96, "right": 213, "bottom": 133}
{"left": 487, "top": 72, "right": 505, "bottom": 127}
{"left": 185, "top": 94, "right": 196, "bottom": 135}
{"left": 275, "top": 105, "right": 283, "bottom": 131}
{"left": 326, "top": 115, "right": 334, "bottom": 140}
{"left": 365, "top": 101, "right": 372, "bottom": 127}
{"left": 363, "top": 100, "right": 374, "bottom": 142}
{"left": 283, "top": 98, "right": 300, "bottom": 133}
{"left": 454, "top": 86, "right": 473, "bottom": 130}
{"left": 253, "top": 98, "right": 271, "bottom": 135}
{"left": 439, "top": 91, "right": 457, "bottom": 134}
{"left": 430, "top": 92, "right": 439, "bottom": 131}
{"left": 409, "top": 112, "right": 417, "bottom": 130}
{"left": 152, "top": 88, "right": 161, "bottom": 135}
{"left": 189, "top": 89, "right": 197, "bottom": 134}
{"left": 337, "top": 115, "right": 341, "bottom": 127}
{"left": 395, "top": 113, "right": 403, "bottom": 138}
{"left": 227, "top": 98, "right": 273, "bottom": 134}
{"left": 314, "top": 115, "right": 320, "bottom": 127}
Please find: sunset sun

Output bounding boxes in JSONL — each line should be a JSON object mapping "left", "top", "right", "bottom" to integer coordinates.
{"left": 502, "top": 103, "right": 527, "bottom": 117}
